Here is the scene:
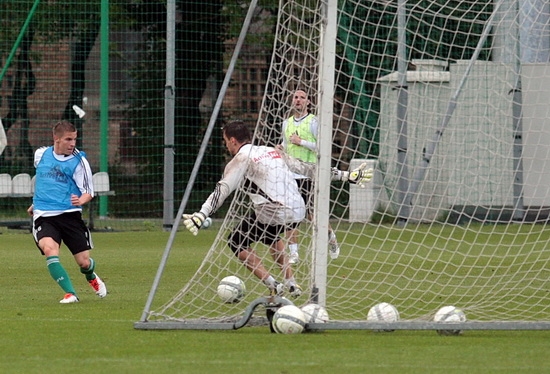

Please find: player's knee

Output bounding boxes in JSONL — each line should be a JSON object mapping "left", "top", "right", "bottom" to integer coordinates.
{"left": 227, "top": 232, "right": 243, "bottom": 257}
{"left": 227, "top": 241, "right": 242, "bottom": 257}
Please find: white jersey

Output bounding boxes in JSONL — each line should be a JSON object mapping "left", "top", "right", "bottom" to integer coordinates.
{"left": 200, "top": 143, "right": 306, "bottom": 225}
{"left": 0, "top": 119, "right": 6, "bottom": 156}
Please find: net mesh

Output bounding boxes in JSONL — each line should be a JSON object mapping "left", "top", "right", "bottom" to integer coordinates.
{"left": 3, "top": 1, "right": 550, "bottom": 326}
{"left": 146, "top": 0, "right": 550, "bottom": 325}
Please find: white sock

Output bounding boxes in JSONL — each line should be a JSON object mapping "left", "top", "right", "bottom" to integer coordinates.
{"left": 285, "top": 277, "right": 296, "bottom": 288}
{"left": 289, "top": 243, "right": 299, "bottom": 255}
{"left": 263, "top": 275, "right": 276, "bottom": 287}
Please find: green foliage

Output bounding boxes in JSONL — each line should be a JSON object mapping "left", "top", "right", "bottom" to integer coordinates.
{"left": 1, "top": 0, "right": 228, "bottom": 218}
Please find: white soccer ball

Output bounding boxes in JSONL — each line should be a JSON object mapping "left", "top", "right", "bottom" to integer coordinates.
{"left": 301, "top": 303, "right": 330, "bottom": 324}
{"left": 367, "top": 302, "right": 400, "bottom": 331}
{"left": 272, "top": 305, "right": 307, "bottom": 334}
{"left": 216, "top": 276, "right": 246, "bottom": 303}
{"left": 433, "top": 305, "right": 467, "bottom": 336}
{"left": 201, "top": 217, "right": 212, "bottom": 229}
{"left": 367, "top": 302, "right": 400, "bottom": 322}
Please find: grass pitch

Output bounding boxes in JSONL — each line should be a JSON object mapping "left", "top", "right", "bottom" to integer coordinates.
{"left": 1, "top": 229, "right": 549, "bottom": 374}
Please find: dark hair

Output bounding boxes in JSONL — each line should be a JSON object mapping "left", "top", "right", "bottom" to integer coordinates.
{"left": 294, "top": 88, "right": 309, "bottom": 97}
{"left": 53, "top": 120, "right": 76, "bottom": 136}
{"left": 222, "top": 120, "right": 251, "bottom": 143}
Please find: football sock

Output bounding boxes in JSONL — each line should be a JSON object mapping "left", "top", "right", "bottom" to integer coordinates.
{"left": 263, "top": 275, "right": 276, "bottom": 288}
{"left": 80, "top": 258, "right": 96, "bottom": 281}
{"left": 289, "top": 243, "right": 298, "bottom": 255}
{"left": 285, "top": 277, "right": 297, "bottom": 287}
{"left": 46, "top": 256, "right": 77, "bottom": 295}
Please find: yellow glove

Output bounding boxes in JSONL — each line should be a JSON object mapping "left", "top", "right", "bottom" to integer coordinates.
{"left": 347, "top": 163, "right": 373, "bottom": 187}
{"left": 182, "top": 212, "right": 206, "bottom": 235}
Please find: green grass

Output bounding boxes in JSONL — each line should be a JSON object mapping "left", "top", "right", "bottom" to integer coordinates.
{"left": 1, "top": 230, "right": 549, "bottom": 374}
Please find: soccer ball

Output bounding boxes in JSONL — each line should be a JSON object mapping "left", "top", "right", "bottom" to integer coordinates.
{"left": 367, "top": 302, "right": 400, "bottom": 322}
{"left": 272, "top": 305, "right": 307, "bottom": 334}
{"left": 216, "top": 276, "right": 246, "bottom": 303}
{"left": 433, "top": 305, "right": 467, "bottom": 336}
{"left": 201, "top": 217, "right": 212, "bottom": 229}
{"left": 367, "top": 302, "right": 400, "bottom": 331}
{"left": 301, "top": 303, "right": 330, "bottom": 324}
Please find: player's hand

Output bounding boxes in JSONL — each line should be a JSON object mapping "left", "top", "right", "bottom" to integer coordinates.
{"left": 289, "top": 131, "right": 302, "bottom": 145}
{"left": 348, "top": 163, "right": 373, "bottom": 187}
{"left": 71, "top": 194, "right": 82, "bottom": 207}
{"left": 182, "top": 212, "right": 206, "bottom": 235}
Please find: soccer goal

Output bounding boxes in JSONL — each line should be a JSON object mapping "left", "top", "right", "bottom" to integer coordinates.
{"left": 135, "top": 0, "right": 550, "bottom": 331}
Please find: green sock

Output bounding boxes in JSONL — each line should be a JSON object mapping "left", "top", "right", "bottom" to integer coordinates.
{"left": 46, "top": 256, "right": 76, "bottom": 295}
{"left": 80, "top": 258, "right": 96, "bottom": 281}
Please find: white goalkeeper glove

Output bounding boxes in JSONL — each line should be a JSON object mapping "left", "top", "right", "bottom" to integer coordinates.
{"left": 182, "top": 212, "right": 207, "bottom": 235}
{"left": 339, "top": 162, "right": 373, "bottom": 188}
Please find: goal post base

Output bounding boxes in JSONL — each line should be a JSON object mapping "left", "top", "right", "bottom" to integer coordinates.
{"left": 134, "top": 296, "right": 295, "bottom": 331}
{"left": 305, "top": 321, "right": 550, "bottom": 331}
{"left": 133, "top": 320, "right": 550, "bottom": 331}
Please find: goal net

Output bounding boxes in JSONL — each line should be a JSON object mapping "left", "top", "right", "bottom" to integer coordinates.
{"left": 137, "top": 0, "right": 550, "bottom": 330}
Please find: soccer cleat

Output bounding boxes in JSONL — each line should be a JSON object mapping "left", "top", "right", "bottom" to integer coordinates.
{"left": 288, "top": 252, "right": 299, "bottom": 265}
{"left": 288, "top": 284, "right": 302, "bottom": 298}
{"left": 328, "top": 231, "right": 340, "bottom": 259}
{"left": 269, "top": 281, "right": 285, "bottom": 297}
{"left": 59, "top": 293, "right": 79, "bottom": 304}
{"left": 89, "top": 273, "right": 107, "bottom": 298}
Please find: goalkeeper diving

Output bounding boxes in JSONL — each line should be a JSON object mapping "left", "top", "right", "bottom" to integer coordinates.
{"left": 183, "top": 120, "right": 372, "bottom": 298}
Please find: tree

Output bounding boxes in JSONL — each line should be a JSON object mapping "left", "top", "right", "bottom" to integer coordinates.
{"left": 123, "top": 0, "right": 226, "bottom": 213}
{"left": 0, "top": 1, "right": 104, "bottom": 169}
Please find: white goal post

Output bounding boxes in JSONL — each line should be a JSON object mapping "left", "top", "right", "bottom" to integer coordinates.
{"left": 136, "top": 0, "right": 550, "bottom": 331}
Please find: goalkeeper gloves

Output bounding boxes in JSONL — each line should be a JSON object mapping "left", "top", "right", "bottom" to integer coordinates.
{"left": 182, "top": 212, "right": 207, "bottom": 236}
{"left": 339, "top": 162, "right": 374, "bottom": 187}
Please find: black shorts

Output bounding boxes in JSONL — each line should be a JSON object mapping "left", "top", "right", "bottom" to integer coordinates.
{"left": 227, "top": 213, "right": 299, "bottom": 255}
{"left": 33, "top": 211, "right": 93, "bottom": 255}
{"left": 296, "top": 178, "right": 313, "bottom": 213}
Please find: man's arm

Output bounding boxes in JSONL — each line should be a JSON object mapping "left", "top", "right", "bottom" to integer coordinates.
{"left": 279, "top": 149, "right": 373, "bottom": 186}
{"left": 278, "top": 119, "right": 289, "bottom": 150}
{"left": 280, "top": 151, "right": 317, "bottom": 179}
{"left": 200, "top": 155, "right": 247, "bottom": 217}
{"left": 183, "top": 155, "right": 248, "bottom": 235}
{"left": 71, "top": 193, "right": 93, "bottom": 207}
{"left": 296, "top": 115, "right": 319, "bottom": 152}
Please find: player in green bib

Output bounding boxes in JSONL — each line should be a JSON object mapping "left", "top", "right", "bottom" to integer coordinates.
{"left": 278, "top": 89, "right": 340, "bottom": 264}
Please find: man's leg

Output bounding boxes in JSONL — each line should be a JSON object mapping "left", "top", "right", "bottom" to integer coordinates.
{"left": 39, "top": 237, "right": 79, "bottom": 303}
{"left": 287, "top": 228, "right": 300, "bottom": 264}
{"left": 237, "top": 248, "right": 283, "bottom": 295}
{"left": 270, "top": 239, "right": 302, "bottom": 298}
{"left": 74, "top": 251, "right": 107, "bottom": 298}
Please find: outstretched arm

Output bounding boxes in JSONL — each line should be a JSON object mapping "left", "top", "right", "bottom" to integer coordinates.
{"left": 183, "top": 155, "right": 248, "bottom": 235}
{"left": 279, "top": 149, "right": 373, "bottom": 187}
{"left": 333, "top": 162, "right": 373, "bottom": 187}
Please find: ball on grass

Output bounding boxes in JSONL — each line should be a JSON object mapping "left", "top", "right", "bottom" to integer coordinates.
{"left": 367, "top": 302, "right": 400, "bottom": 332}
{"left": 272, "top": 305, "right": 306, "bottom": 334}
{"left": 217, "top": 275, "right": 245, "bottom": 303}
{"left": 433, "top": 305, "right": 466, "bottom": 336}
{"left": 301, "top": 303, "right": 330, "bottom": 324}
